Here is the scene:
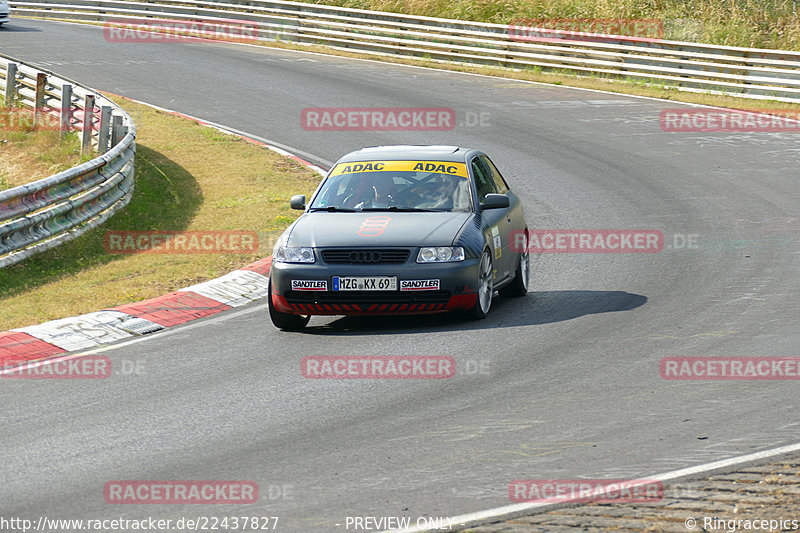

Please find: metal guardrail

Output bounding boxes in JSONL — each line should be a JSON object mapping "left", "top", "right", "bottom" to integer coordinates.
{"left": 9, "top": 0, "right": 800, "bottom": 103}
{"left": 0, "top": 54, "right": 136, "bottom": 268}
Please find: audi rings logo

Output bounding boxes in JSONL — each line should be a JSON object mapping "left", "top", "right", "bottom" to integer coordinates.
{"left": 358, "top": 216, "right": 392, "bottom": 237}
{"left": 349, "top": 251, "right": 382, "bottom": 263}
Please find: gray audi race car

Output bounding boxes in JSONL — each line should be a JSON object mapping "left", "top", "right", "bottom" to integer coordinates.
{"left": 268, "top": 145, "right": 529, "bottom": 330}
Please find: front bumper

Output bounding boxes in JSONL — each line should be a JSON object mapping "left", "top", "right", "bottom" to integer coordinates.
{"left": 270, "top": 256, "right": 479, "bottom": 316}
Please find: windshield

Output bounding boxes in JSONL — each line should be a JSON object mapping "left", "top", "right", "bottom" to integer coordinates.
{"left": 309, "top": 160, "right": 472, "bottom": 212}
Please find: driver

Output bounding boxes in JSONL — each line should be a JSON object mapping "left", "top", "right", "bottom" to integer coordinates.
{"left": 353, "top": 176, "right": 395, "bottom": 209}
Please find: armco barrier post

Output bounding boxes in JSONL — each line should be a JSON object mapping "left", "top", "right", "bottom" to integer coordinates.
{"left": 111, "top": 115, "right": 123, "bottom": 147}
{"left": 98, "top": 105, "right": 111, "bottom": 153}
{"left": 81, "top": 94, "right": 95, "bottom": 154}
{"left": 4, "top": 63, "right": 17, "bottom": 108}
{"left": 60, "top": 84, "right": 73, "bottom": 135}
{"left": 34, "top": 72, "right": 47, "bottom": 126}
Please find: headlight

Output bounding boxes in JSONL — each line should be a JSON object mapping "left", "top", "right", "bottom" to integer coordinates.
{"left": 416, "top": 246, "right": 465, "bottom": 263}
{"left": 274, "top": 246, "right": 315, "bottom": 263}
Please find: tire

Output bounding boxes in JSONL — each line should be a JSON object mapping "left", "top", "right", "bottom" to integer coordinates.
{"left": 499, "top": 246, "right": 529, "bottom": 297}
{"left": 268, "top": 280, "right": 310, "bottom": 331}
{"left": 466, "top": 249, "right": 494, "bottom": 320}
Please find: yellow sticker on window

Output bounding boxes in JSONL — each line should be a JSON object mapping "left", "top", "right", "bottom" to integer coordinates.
{"left": 330, "top": 160, "right": 468, "bottom": 178}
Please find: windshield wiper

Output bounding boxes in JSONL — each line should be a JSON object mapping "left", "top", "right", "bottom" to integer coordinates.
{"left": 360, "top": 207, "right": 437, "bottom": 212}
{"left": 308, "top": 206, "right": 357, "bottom": 212}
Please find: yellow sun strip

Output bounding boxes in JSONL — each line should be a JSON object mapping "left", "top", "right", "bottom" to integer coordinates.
{"left": 329, "top": 160, "right": 468, "bottom": 178}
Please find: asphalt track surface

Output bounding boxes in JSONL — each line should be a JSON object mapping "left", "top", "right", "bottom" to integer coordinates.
{"left": 2, "top": 19, "right": 799, "bottom": 532}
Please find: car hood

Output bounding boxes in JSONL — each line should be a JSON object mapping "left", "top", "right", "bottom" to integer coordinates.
{"left": 287, "top": 211, "right": 472, "bottom": 247}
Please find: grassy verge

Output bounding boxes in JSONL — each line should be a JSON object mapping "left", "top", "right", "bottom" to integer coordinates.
{"left": 0, "top": 96, "right": 320, "bottom": 330}
{"left": 307, "top": 0, "right": 800, "bottom": 50}
{"left": 0, "top": 123, "right": 86, "bottom": 192}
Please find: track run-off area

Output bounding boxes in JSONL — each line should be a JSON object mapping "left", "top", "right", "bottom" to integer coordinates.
{"left": 1, "top": 18, "right": 799, "bottom": 532}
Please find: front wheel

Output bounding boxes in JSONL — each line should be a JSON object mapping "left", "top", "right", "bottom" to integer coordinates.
{"left": 268, "top": 280, "right": 310, "bottom": 331}
{"left": 466, "top": 249, "right": 494, "bottom": 320}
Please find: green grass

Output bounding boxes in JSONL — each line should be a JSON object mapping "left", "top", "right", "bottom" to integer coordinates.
{"left": 0, "top": 119, "right": 87, "bottom": 192}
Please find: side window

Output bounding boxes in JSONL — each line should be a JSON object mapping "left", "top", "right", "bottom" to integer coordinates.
{"left": 480, "top": 155, "right": 509, "bottom": 194}
{"left": 470, "top": 157, "right": 497, "bottom": 202}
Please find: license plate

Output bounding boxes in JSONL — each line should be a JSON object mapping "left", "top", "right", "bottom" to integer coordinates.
{"left": 333, "top": 276, "right": 397, "bottom": 291}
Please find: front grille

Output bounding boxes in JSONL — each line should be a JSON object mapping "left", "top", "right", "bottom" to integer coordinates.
{"left": 283, "top": 289, "right": 453, "bottom": 314}
{"left": 285, "top": 289, "right": 451, "bottom": 304}
{"left": 321, "top": 248, "right": 410, "bottom": 264}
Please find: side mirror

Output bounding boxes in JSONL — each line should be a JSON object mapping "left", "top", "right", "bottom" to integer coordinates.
{"left": 290, "top": 195, "right": 306, "bottom": 210}
{"left": 481, "top": 193, "right": 510, "bottom": 210}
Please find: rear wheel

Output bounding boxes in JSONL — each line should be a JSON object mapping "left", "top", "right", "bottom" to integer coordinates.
{"left": 466, "top": 249, "right": 494, "bottom": 320}
{"left": 268, "top": 280, "right": 310, "bottom": 331}
{"left": 499, "top": 246, "right": 529, "bottom": 297}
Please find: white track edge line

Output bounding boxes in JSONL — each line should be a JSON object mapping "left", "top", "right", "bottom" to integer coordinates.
{"left": 388, "top": 441, "right": 800, "bottom": 532}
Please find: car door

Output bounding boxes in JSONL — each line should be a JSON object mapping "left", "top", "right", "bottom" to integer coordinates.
{"left": 469, "top": 155, "right": 510, "bottom": 282}
{"left": 480, "top": 154, "right": 525, "bottom": 271}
